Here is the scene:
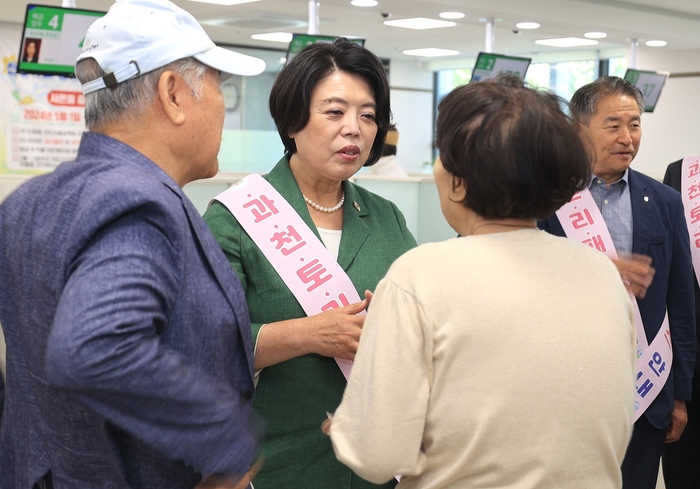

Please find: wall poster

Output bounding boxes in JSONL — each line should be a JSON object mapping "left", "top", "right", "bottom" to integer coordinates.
{"left": 1, "top": 23, "right": 85, "bottom": 175}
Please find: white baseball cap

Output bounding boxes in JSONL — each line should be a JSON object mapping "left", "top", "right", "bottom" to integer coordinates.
{"left": 77, "top": 0, "right": 266, "bottom": 94}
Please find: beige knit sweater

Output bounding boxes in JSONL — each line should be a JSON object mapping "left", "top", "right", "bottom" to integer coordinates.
{"left": 330, "top": 229, "right": 636, "bottom": 489}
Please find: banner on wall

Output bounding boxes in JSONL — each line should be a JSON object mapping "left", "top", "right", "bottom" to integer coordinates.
{"left": 1, "top": 23, "right": 85, "bottom": 175}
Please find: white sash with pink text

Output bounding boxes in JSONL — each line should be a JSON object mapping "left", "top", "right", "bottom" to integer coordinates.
{"left": 681, "top": 155, "right": 700, "bottom": 287}
{"left": 213, "top": 173, "right": 359, "bottom": 380}
{"left": 556, "top": 188, "right": 671, "bottom": 421}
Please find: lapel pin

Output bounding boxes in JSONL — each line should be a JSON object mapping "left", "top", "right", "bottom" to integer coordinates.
{"left": 353, "top": 201, "right": 361, "bottom": 211}
{"left": 644, "top": 196, "right": 649, "bottom": 202}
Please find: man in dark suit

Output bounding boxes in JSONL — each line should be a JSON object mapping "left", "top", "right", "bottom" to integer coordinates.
{"left": 0, "top": 0, "right": 266, "bottom": 488}
{"left": 661, "top": 159, "right": 700, "bottom": 489}
{"left": 539, "top": 76, "right": 695, "bottom": 489}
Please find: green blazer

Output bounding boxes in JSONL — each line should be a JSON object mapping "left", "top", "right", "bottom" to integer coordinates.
{"left": 204, "top": 157, "right": 416, "bottom": 489}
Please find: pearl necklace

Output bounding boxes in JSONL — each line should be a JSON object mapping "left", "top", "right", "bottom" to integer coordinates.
{"left": 303, "top": 192, "right": 345, "bottom": 213}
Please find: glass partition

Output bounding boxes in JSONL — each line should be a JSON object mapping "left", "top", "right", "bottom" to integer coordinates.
{"left": 218, "top": 45, "right": 286, "bottom": 174}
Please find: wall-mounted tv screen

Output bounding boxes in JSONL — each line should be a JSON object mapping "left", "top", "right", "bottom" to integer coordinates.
{"left": 469, "top": 52, "right": 531, "bottom": 83}
{"left": 623, "top": 69, "right": 669, "bottom": 113}
{"left": 17, "top": 4, "right": 106, "bottom": 77}
{"left": 285, "top": 34, "right": 365, "bottom": 65}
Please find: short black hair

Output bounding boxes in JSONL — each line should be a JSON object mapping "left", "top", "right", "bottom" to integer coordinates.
{"left": 569, "top": 75, "right": 645, "bottom": 124}
{"left": 269, "top": 38, "right": 392, "bottom": 166}
{"left": 436, "top": 75, "right": 590, "bottom": 219}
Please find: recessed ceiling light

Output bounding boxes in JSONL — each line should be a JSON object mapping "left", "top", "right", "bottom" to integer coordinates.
{"left": 515, "top": 22, "right": 540, "bottom": 29}
{"left": 584, "top": 31, "right": 607, "bottom": 39}
{"left": 384, "top": 18, "right": 456, "bottom": 29}
{"left": 439, "top": 12, "right": 465, "bottom": 20}
{"left": 646, "top": 40, "right": 667, "bottom": 47}
{"left": 251, "top": 32, "right": 293, "bottom": 43}
{"left": 187, "top": 0, "right": 260, "bottom": 5}
{"left": 535, "top": 37, "right": 599, "bottom": 47}
{"left": 403, "top": 48, "right": 460, "bottom": 57}
{"left": 350, "top": 0, "right": 378, "bottom": 6}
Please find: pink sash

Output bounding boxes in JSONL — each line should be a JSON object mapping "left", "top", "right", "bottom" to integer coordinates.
{"left": 680, "top": 155, "right": 700, "bottom": 287}
{"left": 556, "top": 188, "right": 671, "bottom": 421}
{"left": 213, "top": 174, "right": 361, "bottom": 379}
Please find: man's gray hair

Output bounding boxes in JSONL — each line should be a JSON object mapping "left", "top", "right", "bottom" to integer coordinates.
{"left": 75, "top": 57, "right": 209, "bottom": 130}
{"left": 569, "top": 75, "right": 645, "bottom": 124}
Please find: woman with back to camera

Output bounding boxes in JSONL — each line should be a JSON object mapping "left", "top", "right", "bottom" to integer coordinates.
{"left": 327, "top": 75, "right": 638, "bottom": 489}
{"left": 204, "top": 38, "right": 416, "bottom": 489}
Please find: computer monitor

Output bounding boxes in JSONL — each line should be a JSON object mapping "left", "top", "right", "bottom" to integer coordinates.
{"left": 17, "top": 4, "right": 106, "bottom": 77}
{"left": 469, "top": 52, "right": 531, "bottom": 83}
{"left": 623, "top": 69, "right": 669, "bottom": 113}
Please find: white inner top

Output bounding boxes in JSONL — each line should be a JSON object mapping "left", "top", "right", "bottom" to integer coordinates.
{"left": 318, "top": 228, "right": 342, "bottom": 260}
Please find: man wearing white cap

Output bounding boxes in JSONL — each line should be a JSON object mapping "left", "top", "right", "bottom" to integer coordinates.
{"left": 0, "top": 1, "right": 265, "bottom": 488}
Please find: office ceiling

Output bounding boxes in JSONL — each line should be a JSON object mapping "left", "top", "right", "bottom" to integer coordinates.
{"left": 5, "top": 0, "right": 700, "bottom": 67}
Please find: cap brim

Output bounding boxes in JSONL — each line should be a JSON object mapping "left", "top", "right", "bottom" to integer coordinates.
{"left": 195, "top": 46, "right": 266, "bottom": 78}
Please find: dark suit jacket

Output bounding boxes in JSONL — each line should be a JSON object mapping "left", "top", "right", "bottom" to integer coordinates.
{"left": 539, "top": 168, "right": 696, "bottom": 429}
{"left": 0, "top": 132, "right": 257, "bottom": 488}
{"left": 664, "top": 159, "right": 700, "bottom": 384}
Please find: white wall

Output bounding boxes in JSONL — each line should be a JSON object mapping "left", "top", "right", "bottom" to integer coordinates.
{"left": 631, "top": 47, "right": 700, "bottom": 180}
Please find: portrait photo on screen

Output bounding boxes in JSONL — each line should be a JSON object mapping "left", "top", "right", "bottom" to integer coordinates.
{"left": 22, "top": 38, "right": 41, "bottom": 63}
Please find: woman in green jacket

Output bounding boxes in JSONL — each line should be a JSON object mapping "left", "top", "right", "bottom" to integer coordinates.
{"left": 204, "top": 38, "right": 416, "bottom": 489}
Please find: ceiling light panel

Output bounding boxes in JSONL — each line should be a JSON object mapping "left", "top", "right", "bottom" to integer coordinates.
{"left": 439, "top": 12, "right": 465, "bottom": 19}
{"left": 251, "top": 32, "right": 293, "bottom": 42}
{"left": 584, "top": 31, "right": 607, "bottom": 39}
{"left": 646, "top": 40, "right": 667, "bottom": 47}
{"left": 384, "top": 18, "right": 456, "bottom": 30}
{"left": 403, "top": 48, "right": 459, "bottom": 57}
{"left": 188, "top": 0, "right": 261, "bottom": 5}
{"left": 350, "top": 0, "right": 378, "bottom": 6}
{"left": 515, "top": 22, "right": 540, "bottom": 29}
{"left": 535, "top": 37, "right": 599, "bottom": 47}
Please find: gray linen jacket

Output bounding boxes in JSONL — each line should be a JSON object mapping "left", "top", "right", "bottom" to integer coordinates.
{"left": 0, "top": 132, "right": 257, "bottom": 488}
